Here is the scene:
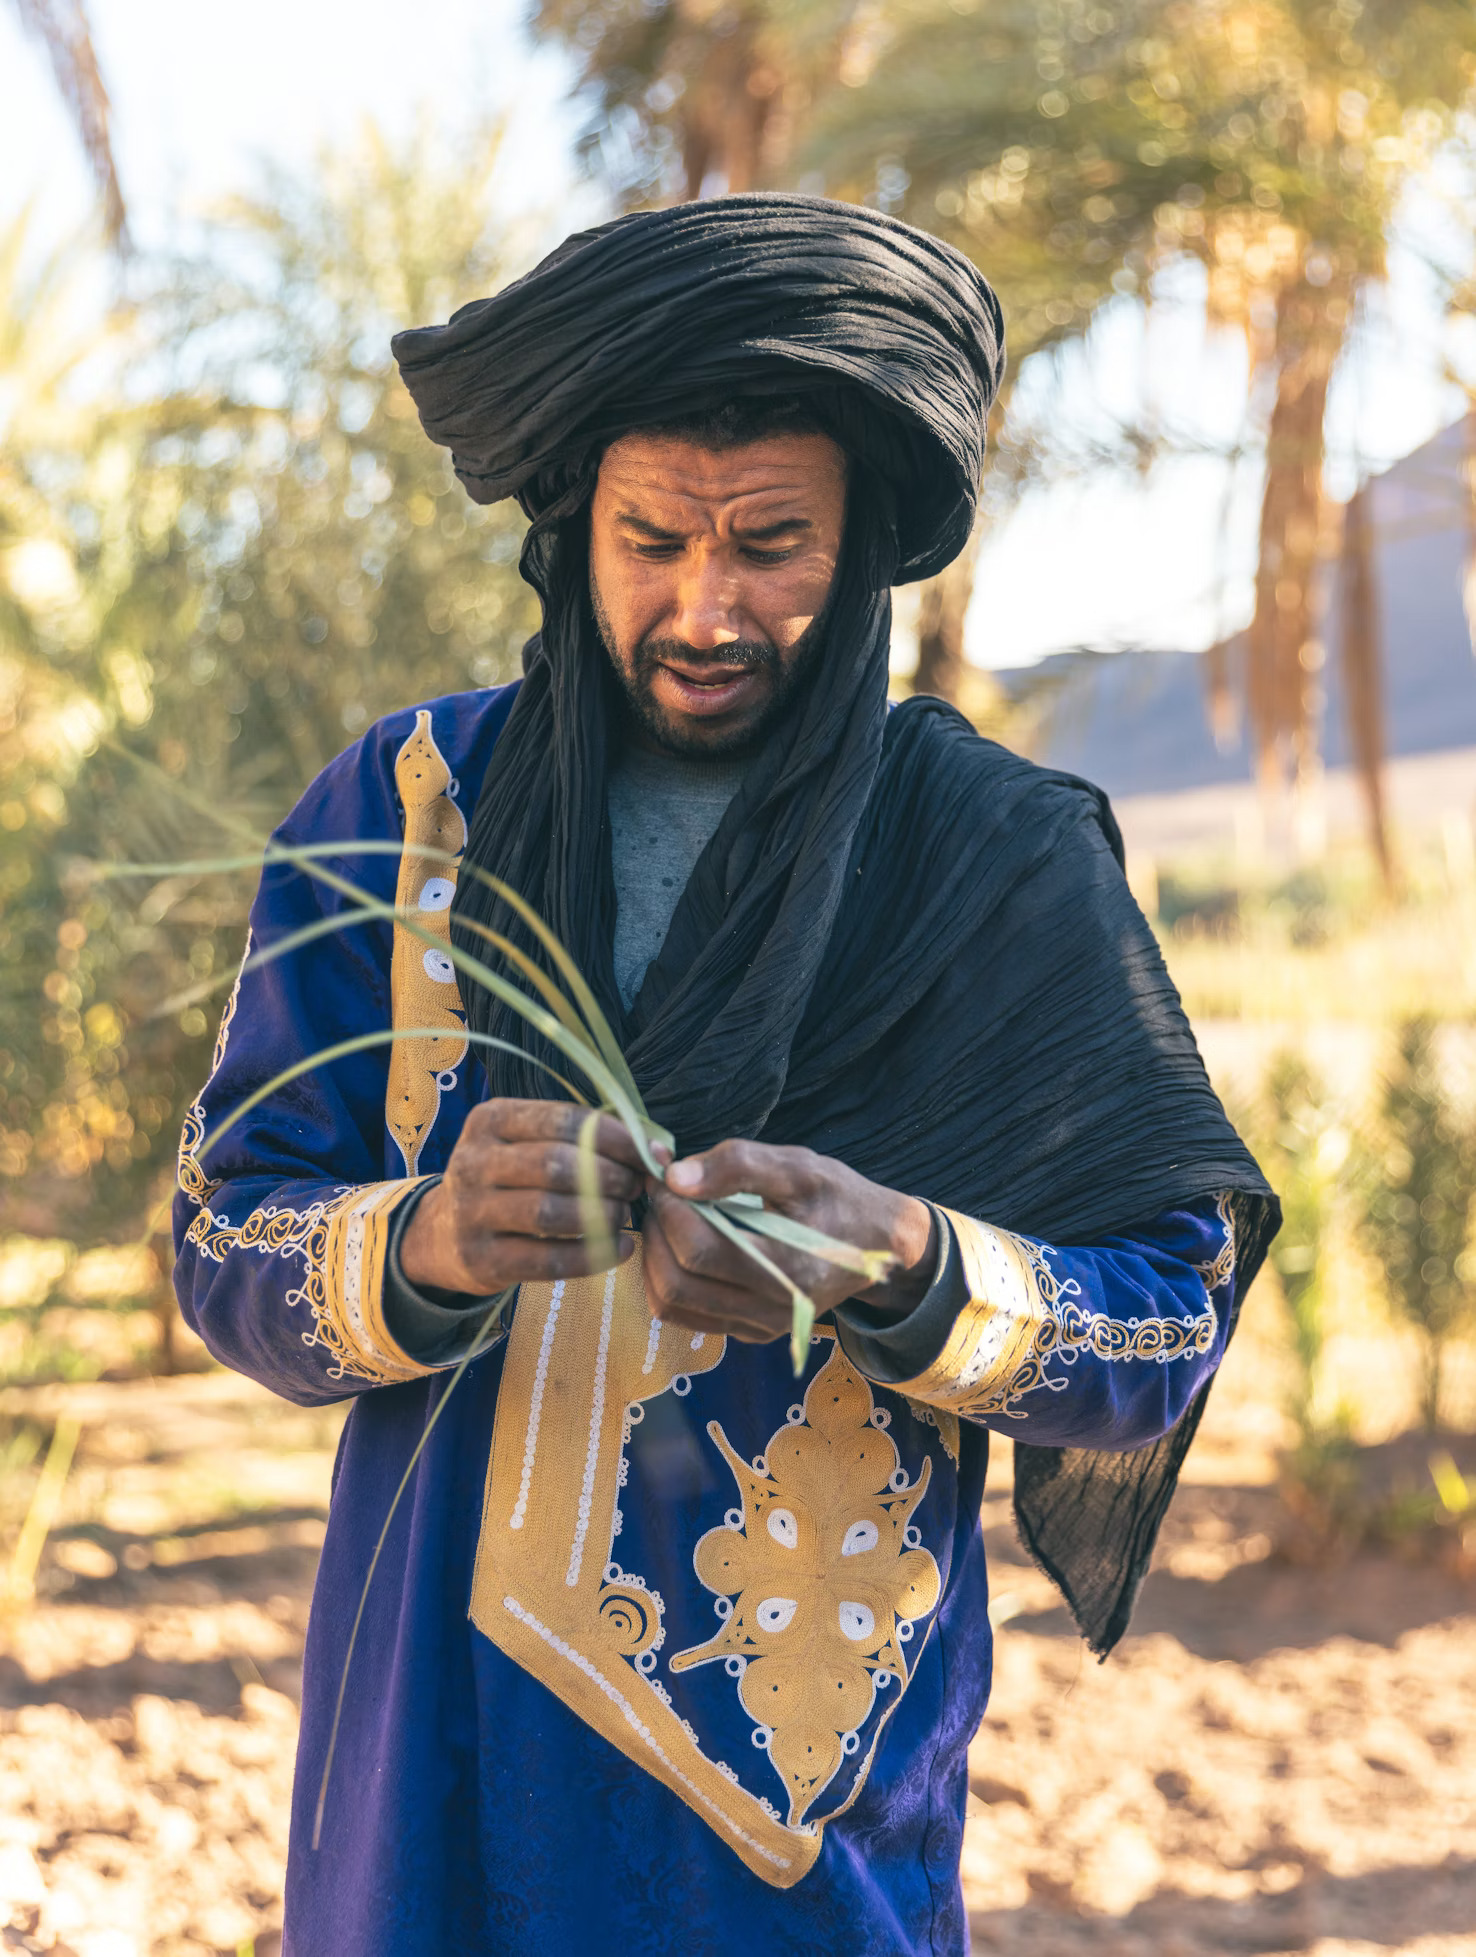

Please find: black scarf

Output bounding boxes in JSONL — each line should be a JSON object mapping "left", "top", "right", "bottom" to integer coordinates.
{"left": 393, "top": 195, "right": 1277, "bottom": 1655}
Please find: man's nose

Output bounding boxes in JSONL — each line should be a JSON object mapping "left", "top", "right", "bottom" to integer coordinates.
{"left": 669, "top": 550, "right": 742, "bottom": 649}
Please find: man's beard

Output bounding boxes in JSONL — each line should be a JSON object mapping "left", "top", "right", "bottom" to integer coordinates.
{"left": 591, "top": 586, "right": 827, "bottom": 759}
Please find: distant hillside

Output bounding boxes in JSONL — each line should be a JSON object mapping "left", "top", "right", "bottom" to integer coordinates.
{"left": 994, "top": 415, "right": 1476, "bottom": 800}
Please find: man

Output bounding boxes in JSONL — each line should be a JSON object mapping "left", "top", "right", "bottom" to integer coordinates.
{"left": 175, "top": 195, "right": 1276, "bottom": 1955}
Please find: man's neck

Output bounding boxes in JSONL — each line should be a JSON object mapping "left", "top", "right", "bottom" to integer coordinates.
{"left": 622, "top": 725, "right": 758, "bottom": 769}
{"left": 612, "top": 740, "right": 750, "bottom": 791}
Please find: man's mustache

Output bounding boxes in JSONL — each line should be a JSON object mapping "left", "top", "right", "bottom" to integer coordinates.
{"left": 632, "top": 636, "right": 779, "bottom": 675}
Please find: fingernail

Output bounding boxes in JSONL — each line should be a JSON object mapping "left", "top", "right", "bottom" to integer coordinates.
{"left": 667, "top": 1159, "right": 701, "bottom": 1192}
{"left": 652, "top": 1141, "right": 673, "bottom": 1166}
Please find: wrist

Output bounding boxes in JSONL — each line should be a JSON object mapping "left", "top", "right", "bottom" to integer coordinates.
{"left": 398, "top": 1181, "right": 461, "bottom": 1294}
{"left": 856, "top": 1196, "right": 937, "bottom": 1327}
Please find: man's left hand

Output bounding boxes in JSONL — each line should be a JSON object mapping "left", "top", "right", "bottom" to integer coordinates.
{"left": 643, "top": 1140, "right": 937, "bottom": 1344}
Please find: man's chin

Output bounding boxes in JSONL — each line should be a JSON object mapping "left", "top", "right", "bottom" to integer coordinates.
{"left": 628, "top": 694, "right": 771, "bottom": 760}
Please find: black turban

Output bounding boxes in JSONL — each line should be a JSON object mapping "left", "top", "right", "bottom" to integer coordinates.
{"left": 392, "top": 193, "right": 1004, "bottom": 582}
{"left": 392, "top": 195, "right": 1275, "bottom": 1657}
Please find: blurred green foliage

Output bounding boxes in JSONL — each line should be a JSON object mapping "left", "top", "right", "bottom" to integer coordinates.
{"left": 1357, "top": 1019, "right": 1476, "bottom": 1431}
{"left": 0, "top": 124, "right": 538, "bottom": 1255}
{"left": 1253, "top": 1050, "right": 1348, "bottom": 1438}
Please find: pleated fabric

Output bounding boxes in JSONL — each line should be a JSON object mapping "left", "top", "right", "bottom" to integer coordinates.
{"left": 392, "top": 194, "right": 1276, "bottom": 1654}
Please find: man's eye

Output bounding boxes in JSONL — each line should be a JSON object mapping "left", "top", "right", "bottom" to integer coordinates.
{"left": 741, "top": 546, "right": 797, "bottom": 565}
{"left": 633, "top": 543, "right": 682, "bottom": 560}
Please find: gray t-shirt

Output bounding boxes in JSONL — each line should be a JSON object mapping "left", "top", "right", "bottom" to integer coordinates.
{"left": 606, "top": 745, "right": 746, "bottom": 1010}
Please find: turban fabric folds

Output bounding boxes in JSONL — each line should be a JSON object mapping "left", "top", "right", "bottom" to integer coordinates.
{"left": 392, "top": 196, "right": 1274, "bottom": 1656}
{"left": 392, "top": 194, "right": 1006, "bottom": 583}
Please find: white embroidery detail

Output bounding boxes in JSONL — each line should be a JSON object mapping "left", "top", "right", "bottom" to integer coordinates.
{"left": 641, "top": 1315, "right": 663, "bottom": 1376}
{"left": 566, "top": 1268, "right": 616, "bottom": 1587}
{"left": 511, "top": 1279, "right": 565, "bottom": 1531}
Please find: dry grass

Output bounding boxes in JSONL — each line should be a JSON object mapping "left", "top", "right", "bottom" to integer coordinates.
{"left": 0, "top": 1296, "right": 1468, "bottom": 1954}
{"left": 1155, "top": 846, "right": 1476, "bottom": 1031}
{"left": 0, "top": 1374, "right": 337, "bottom": 1955}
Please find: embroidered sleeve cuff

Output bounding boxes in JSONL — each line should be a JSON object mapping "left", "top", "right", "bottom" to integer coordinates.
{"left": 314, "top": 1177, "right": 453, "bottom": 1384}
{"left": 887, "top": 1209, "right": 1048, "bottom": 1419}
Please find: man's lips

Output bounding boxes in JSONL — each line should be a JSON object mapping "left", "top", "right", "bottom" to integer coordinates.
{"left": 653, "top": 660, "right": 764, "bottom": 717}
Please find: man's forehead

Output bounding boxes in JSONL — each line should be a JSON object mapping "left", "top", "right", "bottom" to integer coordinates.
{"left": 596, "top": 430, "right": 847, "bottom": 515}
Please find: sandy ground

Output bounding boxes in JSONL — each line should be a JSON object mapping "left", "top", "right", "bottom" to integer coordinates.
{"left": 0, "top": 1309, "right": 1472, "bottom": 1957}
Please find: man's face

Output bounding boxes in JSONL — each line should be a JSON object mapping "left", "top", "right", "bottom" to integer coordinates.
{"left": 588, "top": 429, "right": 847, "bottom": 758}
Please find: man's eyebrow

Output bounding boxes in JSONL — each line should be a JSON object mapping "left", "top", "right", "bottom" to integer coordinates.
{"left": 615, "top": 512, "right": 685, "bottom": 540}
{"left": 614, "top": 512, "right": 815, "bottom": 542}
{"left": 733, "top": 516, "right": 813, "bottom": 541}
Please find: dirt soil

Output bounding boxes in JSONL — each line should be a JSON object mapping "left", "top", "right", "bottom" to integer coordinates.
{"left": 0, "top": 1324, "right": 1472, "bottom": 1957}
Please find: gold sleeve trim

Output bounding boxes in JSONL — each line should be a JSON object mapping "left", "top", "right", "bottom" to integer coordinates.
{"left": 1194, "top": 1192, "right": 1238, "bottom": 1293}
{"left": 386, "top": 709, "right": 469, "bottom": 1175}
{"left": 896, "top": 1212, "right": 1044, "bottom": 1421}
{"left": 176, "top": 934, "right": 250, "bottom": 1213}
{"left": 182, "top": 1166, "right": 442, "bottom": 1385}
{"left": 316, "top": 1177, "right": 449, "bottom": 1382}
{"left": 897, "top": 1207, "right": 1220, "bottom": 1423}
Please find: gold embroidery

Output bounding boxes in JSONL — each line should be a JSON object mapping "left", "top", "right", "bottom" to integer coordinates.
{"left": 184, "top": 1171, "right": 437, "bottom": 1384}
{"left": 897, "top": 1209, "right": 1220, "bottom": 1421}
{"left": 1194, "top": 1192, "right": 1237, "bottom": 1293}
{"left": 668, "top": 1342, "right": 941, "bottom": 1828}
{"left": 172, "top": 739, "right": 468, "bottom": 1385}
{"left": 472, "top": 1252, "right": 845, "bottom": 1880}
{"left": 386, "top": 710, "right": 468, "bottom": 1174}
{"left": 475, "top": 1253, "right": 950, "bottom": 1884}
{"left": 176, "top": 935, "right": 250, "bottom": 1211}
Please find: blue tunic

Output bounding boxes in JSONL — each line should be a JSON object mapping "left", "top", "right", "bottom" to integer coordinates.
{"left": 172, "top": 683, "right": 1236, "bottom": 1956}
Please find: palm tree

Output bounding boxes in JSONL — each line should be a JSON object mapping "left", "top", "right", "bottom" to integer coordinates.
{"left": 0, "top": 124, "right": 538, "bottom": 1261}
{"left": 812, "top": 0, "right": 1476, "bottom": 843}
{"left": 532, "top": 0, "right": 866, "bottom": 203}
{"left": 11, "top": 0, "right": 126, "bottom": 242}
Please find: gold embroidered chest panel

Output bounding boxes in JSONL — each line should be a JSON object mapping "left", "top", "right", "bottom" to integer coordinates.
{"left": 470, "top": 1247, "right": 949, "bottom": 1887}
{"left": 386, "top": 710, "right": 469, "bottom": 1175}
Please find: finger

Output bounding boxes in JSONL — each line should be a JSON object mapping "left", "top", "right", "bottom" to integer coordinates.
{"left": 458, "top": 1190, "right": 629, "bottom": 1241}
{"left": 664, "top": 1138, "right": 820, "bottom": 1206}
{"left": 465, "top": 1142, "right": 642, "bottom": 1202}
{"left": 656, "top": 1300, "right": 784, "bottom": 1345}
{"left": 651, "top": 1189, "right": 799, "bottom": 1303}
{"left": 643, "top": 1215, "right": 791, "bottom": 1339}
{"left": 649, "top": 1190, "right": 789, "bottom": 1301}
{"left": 478, "top": 1099, "right": 647, "bottom": 1171}
{"left": 458, "top": 1231, "right": 635, "bottom": 1290}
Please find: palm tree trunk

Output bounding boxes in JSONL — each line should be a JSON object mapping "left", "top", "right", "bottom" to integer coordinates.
{"left": 1339, "top": 480, "right": 1394, "bottom": 888}
{"left": 1247, "top": 279, "right": 1346, "bottom": 803}
{"left": 913, "top": 526, "right": 981, "bottom": 703}
{"left": 12, "top": 0, "right": 127, "bottom": 244}
{"left": 678, "top": 9, "right": 779, "bottom": 198}
{"left": 1421, "top": 1334, "right": 1443, "bottom": 1435}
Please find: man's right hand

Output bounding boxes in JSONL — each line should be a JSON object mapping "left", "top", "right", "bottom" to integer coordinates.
{"left": 397, "top": 1099, "right": 645, "bottom": 1299}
